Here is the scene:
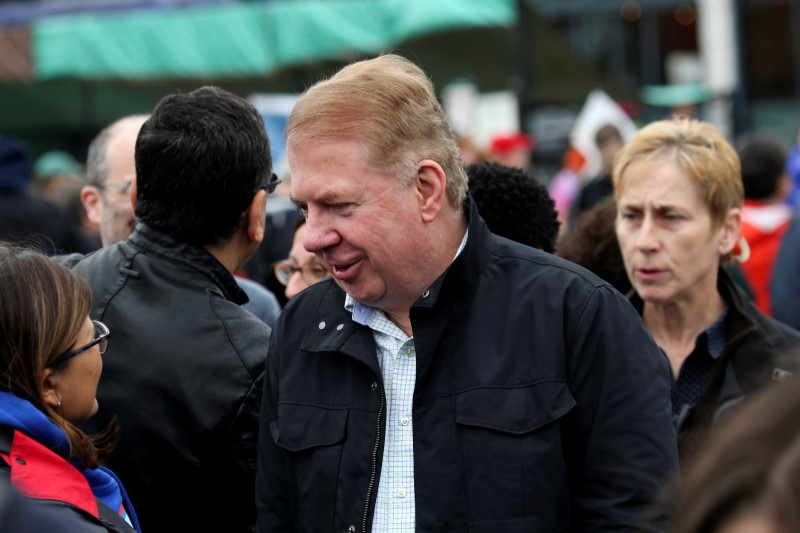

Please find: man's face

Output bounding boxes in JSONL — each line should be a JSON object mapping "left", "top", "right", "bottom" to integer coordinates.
{"left": 97, "top": 125, "right": 139, "bottom": 246}
{"left": 288, "top": 139, "right": 431, "bottom": 314}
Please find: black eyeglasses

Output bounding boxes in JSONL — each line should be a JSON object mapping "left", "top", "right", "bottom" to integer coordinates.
{"left": 273, "top": 260, "right": 329, "bottom": 287}
{"left": 51, "top": 320, "right": 110, "bottom": 368}
{"left": 261, "top": 173, "right": 282, "bottom": 195}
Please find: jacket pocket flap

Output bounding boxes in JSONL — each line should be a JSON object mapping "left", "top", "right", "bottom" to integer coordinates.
{"left": 455, "top": 382, "right": 576, "bottom": 434}
{"left": 271, "top": 404, "right": 348, "bottom": 451}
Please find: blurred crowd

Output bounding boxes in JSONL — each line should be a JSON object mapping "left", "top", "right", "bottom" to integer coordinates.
{"left": 2, "top": 54, "right": 800, "bottom": 533}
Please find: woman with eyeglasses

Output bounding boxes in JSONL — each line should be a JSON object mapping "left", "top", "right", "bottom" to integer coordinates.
{"left": 0, "top": 244, "right": 140, "bottom": 532}
{"left": 273, "top": 218, "right": 330, "bottom": 301}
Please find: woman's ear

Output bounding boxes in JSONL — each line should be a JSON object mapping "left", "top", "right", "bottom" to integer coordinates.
{"left": 718, "top": 207, "right": 742, "bottom": 255}
{"left": 41, "top": 368, "right": 61, "bottom": 410}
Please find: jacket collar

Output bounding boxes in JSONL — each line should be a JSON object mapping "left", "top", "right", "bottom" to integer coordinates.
{"left": 127, "top": 223, "right": 247, "bottom": 305}
{"left": 298, "top": 197, "right": 491, "bottom": 365}
{"left": 409, "top": 196, "right": 490, "bottom": 310}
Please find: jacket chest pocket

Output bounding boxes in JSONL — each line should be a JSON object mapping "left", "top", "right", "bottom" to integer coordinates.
{"left": 454, "top": 382, "right": 575, "bottom": 530}
{"left": 271, "top": 404, "right": 348, "bottom": 529}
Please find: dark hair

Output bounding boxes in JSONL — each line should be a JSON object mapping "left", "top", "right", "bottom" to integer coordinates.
{"left": 558, "top": 201, "right": 632, "bottom": 294}
{"left": 0, "top": 244, "right": 117, "bottom": 468}
{"left": 466, "top": 162, "right": 560, "bottom": 253}
{"left": 677, "top": 379, "right": 800, "bottom": 533}
{"left": 737, "top": 133, "right": 789, "bottom": 200}
{"left": 135, "top": 86, "right": 272, "bottom": 246}
{"left": 595, "top": 124, "right": 623, "bottom": 149}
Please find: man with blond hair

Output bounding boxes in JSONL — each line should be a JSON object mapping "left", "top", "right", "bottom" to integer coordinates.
{"left": 256, "top": 55, "right": 678, "bottom": 532}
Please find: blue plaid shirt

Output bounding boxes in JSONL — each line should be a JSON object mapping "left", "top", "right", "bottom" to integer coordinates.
{"left": 344, "top": 230, "right": 468, "bottom": 532}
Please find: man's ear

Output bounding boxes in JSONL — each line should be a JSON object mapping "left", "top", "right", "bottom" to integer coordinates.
{"left": 80, "top": 185, "right": 103, "bottom": 225}
{"left": 245, "top": 188, "right": 267, "bottom": 244}
{"left": 414, "top": 159, "right": 447, "bottom": 223}
{"left": 129, "top": 179, "right": 138, "bottom": 212}
{"left": 718, "top": 206, "right": 742, "bottom": 255}
{"left": 41, "top": 368, "right": 61, "bottom": 411}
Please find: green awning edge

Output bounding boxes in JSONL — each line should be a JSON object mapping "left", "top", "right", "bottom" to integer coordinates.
{"left": 32, "top": 0, "right": 516, "bottom": 81}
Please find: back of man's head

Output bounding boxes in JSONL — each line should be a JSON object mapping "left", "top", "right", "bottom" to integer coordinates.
{"left": 285, "top": 54, "right": 468, "bottom": 210}
{"left": 135, "top": 86, "right": 271, "bottom": 246}
{"left": 737, "top": 133, "right": 789, "bottom": 201}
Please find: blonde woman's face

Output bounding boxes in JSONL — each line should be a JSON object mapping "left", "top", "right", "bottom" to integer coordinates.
{"left": 615, "top": 160, "right": 737, "bottom": 305}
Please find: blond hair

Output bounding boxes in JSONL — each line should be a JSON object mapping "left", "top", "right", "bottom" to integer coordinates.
{"left": 613, "top": 117, "right": 743, "bottom": 230}
{"left": 286, "top": 54, "right": 468, "bottom": 209}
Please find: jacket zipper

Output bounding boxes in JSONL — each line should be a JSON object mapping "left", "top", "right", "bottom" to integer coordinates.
{"left": 362, "top": 383, "right": 384, "bottom": 533}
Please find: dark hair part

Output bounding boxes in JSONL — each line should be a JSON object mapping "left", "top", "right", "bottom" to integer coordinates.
{"left": 0, "top": 244, "right": 117, "bottom": 468}
{"left": 466, "top": 162, "right": 560, "bottom": 253}
{"left": 558, "top": 200, "right": 631, "bottom": 294}
{"left": 135, "top": 86, "right": 272, "bottom": 246}
{"left": 737, "top": 133, "right": 789, "bottom": 200}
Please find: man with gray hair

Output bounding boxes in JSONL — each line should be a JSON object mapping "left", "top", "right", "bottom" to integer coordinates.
{"left": 82, "top": 115, "right": 148, "bottom": 248}
{"left": 256, "top": 54, "right": 678, "bottom": 532}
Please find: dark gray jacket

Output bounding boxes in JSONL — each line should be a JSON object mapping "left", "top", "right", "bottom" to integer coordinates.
{"left": 61, "top": 224, "right": 269, "bottom": 532}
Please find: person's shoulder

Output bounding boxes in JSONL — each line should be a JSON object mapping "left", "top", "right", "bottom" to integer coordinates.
{"left": 488, "top": 234, "right": 612, "bottom": 290}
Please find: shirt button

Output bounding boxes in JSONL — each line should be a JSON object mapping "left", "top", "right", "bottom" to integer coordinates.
{"left": 421, "top": 290, "right": 430, "bottom": 299}
{"left": 400, "top": 416, "right": 410, "bottom": 426}
{"left": 397, "top": 488, "right": 407, "bottom": 498}
{"left": 318, "top": 321, "right": 326, "bottom": 330}
{"left": 336, "top": 323, "right": 344, "bottom": 331}
{"left": 403, "top": 347, "right": 414, "bottom": 357}
{"left": 347, "top": 526, "right": 356, "bottom": 533}
{"left": 371, "top": 382, "right": 378, "bottom": 392}
{"left": 15, "top": 457, "right": 26, "bottom": 465}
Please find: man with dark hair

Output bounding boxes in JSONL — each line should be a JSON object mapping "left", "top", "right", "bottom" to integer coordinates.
{"left": 736, "top": 134, "right": 792, "bottom": 315}
{"left": 61, "top": 86, "right": 275, "bottom": 532}
{"left": 257, "top": 54, "right": 677, "bottom": 532}
{"left": 80, "top": 114, "right": 281, "bottom": 326}
{"left": 466, "top": 161, "right": 560, "bottom": 253}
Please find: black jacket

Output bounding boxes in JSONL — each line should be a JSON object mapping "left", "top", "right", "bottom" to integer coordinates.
{"left": 631, "top": 268, "right": 800, "bottom": 460}
{"left": 61, "top": 224, "right": 269, "bottom": 532}
{"left": 257, "top": 200, "right": 678, "bottom": 532}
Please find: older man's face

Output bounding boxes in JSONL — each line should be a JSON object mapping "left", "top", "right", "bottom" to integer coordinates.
{"left": 97, "top": 126, "right": 139, "bottom": 246}
{"left": 288, "top": 139, "right": 432, "bottom": 315}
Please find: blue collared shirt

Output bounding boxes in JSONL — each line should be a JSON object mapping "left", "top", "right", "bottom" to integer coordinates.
{"left": 344, "top": 230, "right": 468, "bottom": 532}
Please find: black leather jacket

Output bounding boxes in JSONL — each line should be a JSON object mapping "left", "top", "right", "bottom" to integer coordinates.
{"left": 257, "top": 200, "right": 678, "bottom": 532}
{"left": 61, "top": 224, "right": 269, "bottom": 532}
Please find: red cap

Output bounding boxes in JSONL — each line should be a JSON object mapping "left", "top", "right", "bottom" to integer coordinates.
{"left": 489, "top": 133, "right": 535, "bottom": 154}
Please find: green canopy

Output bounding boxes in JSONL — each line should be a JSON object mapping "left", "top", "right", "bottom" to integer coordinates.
{"left": 33, "top": 0, "right": 515, "bottom": 80}
{"left": 3, "top": 0, "right": 631, "bottom": 153}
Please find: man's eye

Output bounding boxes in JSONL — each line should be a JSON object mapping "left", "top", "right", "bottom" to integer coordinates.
{"left": 309, "top": 266, "right": 329, "bottom": 277}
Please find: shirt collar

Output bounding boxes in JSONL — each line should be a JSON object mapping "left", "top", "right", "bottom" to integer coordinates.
{"left": 344, "top": 228, "right": 469, "bottom": 325}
